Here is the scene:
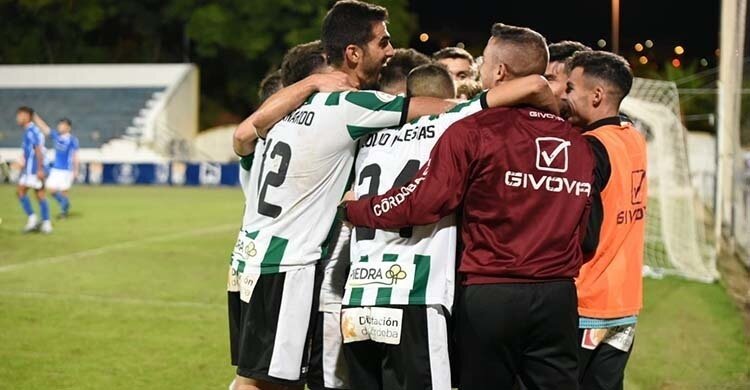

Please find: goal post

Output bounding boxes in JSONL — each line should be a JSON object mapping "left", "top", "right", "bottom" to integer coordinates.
{"left": 621, "top": 77, "right": 719, "bottom": 282}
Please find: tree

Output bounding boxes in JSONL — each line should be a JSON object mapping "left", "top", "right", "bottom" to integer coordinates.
{"left": 0, "top": 0, "right": 415, "bottom": 128}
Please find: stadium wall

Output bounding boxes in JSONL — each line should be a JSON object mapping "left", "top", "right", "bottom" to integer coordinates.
{"left": 148, "top": 65, "right": 200, "bottom": 152}
{"left": 0, "top": 64, "right": 198, "bottom": 163}
{"left": 1, "top": 161, "right": 240, "bottom": 187}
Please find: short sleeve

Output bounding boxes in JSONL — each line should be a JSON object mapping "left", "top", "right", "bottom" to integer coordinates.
{"left": 430, "top": 91, "right": 486, "bottom": 136}
{"left": 341, "top": 90, "right": 408, "bottom": 139}
{"left": 239, "top": 153, "right": 253, "bottom": 171}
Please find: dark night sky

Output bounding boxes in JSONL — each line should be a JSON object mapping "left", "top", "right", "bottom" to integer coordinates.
{"left": 408, "top": 0, "right": 728, "bottom": 67}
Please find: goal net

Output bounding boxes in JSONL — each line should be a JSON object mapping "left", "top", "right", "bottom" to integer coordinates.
{"left": 620, "top": 77, "right": 719, "bottom": 282}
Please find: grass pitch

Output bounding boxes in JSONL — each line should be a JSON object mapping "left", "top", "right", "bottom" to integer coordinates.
{"left": 0, "top": 185, "right": 747, "bottom": 389}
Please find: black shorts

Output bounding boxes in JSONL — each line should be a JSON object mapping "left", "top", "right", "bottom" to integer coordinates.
{"left": 578, "top": 328, "right": 634, "bottom": 390}
{"left": 458, "top": 280, "right": 579, "bottom": 390}
{"left": 227, "top": 266, "right": 319, "bottom": 386}
{"left": 308, "top": 310, "right": 351, "bottom": 390}
{"left": 340, "top": 304, "right": 452, "bottom": 390}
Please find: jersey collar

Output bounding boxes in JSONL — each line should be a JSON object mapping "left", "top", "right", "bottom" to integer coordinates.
{"left": 584, "top": 116, "right": 626, "bottom": 132}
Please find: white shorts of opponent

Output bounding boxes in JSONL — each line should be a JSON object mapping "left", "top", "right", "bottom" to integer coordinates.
{"left": 45, "top": 168, "right": 74, "bottom": 191}
{"left": 19, "top": 172, "right": 44, "bottom": 190}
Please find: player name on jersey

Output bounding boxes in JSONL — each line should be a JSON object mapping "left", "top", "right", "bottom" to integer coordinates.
{"left": 281, "top": 110, "right": 316, "bottom": 126}
{"left": 360, "top": 124, "right": 437, "bottom": 149}
{"left": 344, "top": 92, "right": 487, "bottom": 311}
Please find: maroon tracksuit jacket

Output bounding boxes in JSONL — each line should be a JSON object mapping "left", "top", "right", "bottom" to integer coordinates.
{"left": 345, "top": 106, "right": 595, "bottom": 285}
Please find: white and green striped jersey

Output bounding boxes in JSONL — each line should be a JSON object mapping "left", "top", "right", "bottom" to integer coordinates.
{"left": 231, "top": 90, "right": 408, "bottom": 275}
{"left": 239, "top": 142, "right": 264, "bottom": 226}
{"left": 343, "top": 92, "right": 487, "bottom": 311}
{"left": 237, "top": 144, "right": 350, "bottom": 310}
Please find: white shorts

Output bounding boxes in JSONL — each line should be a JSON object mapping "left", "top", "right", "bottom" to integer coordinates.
{"left": 308, "top": 223, "right": 351, "bottom": 389}
{"left": 46, "top": 169, "right": 74, "bottom": 191}
{"left": 319, "top": 223, "right": 351, "bottom": 312}
{"left": 228, "top": 266, "right": 318, "bottom": 385}
{"left": 309, "top": 310, "right": 350, "bottom": 389}
{"left": 19, "top": 173, "right": 44, "bottom": 190}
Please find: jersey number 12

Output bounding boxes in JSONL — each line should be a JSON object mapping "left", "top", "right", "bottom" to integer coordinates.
{"left": 257, "top": 139, "right": 292, "bottom": 218}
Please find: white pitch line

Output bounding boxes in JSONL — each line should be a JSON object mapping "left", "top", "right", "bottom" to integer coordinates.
{"left": 0, "top": 223, "right": 238, "bottom": 273}
{"left": 0, "top": 290, "right": 222, "bottom": 309}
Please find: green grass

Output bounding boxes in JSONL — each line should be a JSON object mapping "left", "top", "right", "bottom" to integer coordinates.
{"left": 627, "top": 278, "right": 750, "bottom": 389}
{"left": 0, "top": 185, "right": 748, "bottom": 389}
{"left": 0, "top": 185, "right": 242, "bottom": 389}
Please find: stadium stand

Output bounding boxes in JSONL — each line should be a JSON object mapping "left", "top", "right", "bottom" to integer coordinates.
{"left": 0, "top": 64, "right": 198, "bottom": 163}
{"left": 0, "top": 87, "right": 164, "bottom": 148}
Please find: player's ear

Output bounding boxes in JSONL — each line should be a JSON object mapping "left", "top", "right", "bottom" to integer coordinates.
{"left": 344, "top": 44, "right": 362, "bottom": 66}
{"left": 497, "top": 63, "right": 509, "bottom": 83}
{"left": 592, "top": 85, "right": 605, "bottom": 108}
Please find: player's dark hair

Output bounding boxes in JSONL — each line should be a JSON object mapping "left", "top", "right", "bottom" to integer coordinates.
{"left": 490, "top": 23, "right": 549, "bottom": 76}
{"left": 406, "top": 63, "right": 455, "bottom": 99}
{"left": 258, "top": 70, "right": 283, "bottom": 103}
{"left": 548, "top": 40, "right": 592, "bottom": 63}
{"left": 280, "top": 40, "right": 328, "bottom": 87}
{"left": 566, "top": 51, "right": 633, "bottom": 104}
{"left": 379, "top": 48, "right": 431, "bottom": 90}
{"left": 432, "top": 47, "right": 475, "bottom": 64}
{"left": 17, "top": 106, "right": 34, "bottom": 116}
{"left": 59, "top": 118, "right": 72, "bottom": 127}
{"left": 322, "top": 0, "right": 389, "bottom": 66}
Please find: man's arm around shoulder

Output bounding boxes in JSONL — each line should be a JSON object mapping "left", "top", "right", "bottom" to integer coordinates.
{"left": 233, "top": 72, "right": 355, "bottom": 156}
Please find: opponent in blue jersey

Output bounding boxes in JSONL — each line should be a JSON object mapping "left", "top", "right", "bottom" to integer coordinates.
{"left": 36, "top": 115, "right": 79, "bottom": 218}
{"left": 15, "top": 106, "right": 52, "bottom": 233}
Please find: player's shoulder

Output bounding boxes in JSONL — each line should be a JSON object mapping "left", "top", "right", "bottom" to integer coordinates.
{"left": 304, "top": 90, "right": 404, "bottom": 112}
{"left": 402, "top": 113, "right": 436, "bottom": 128}
{"left": 444, "top": 91, "right": 487, "bottom": 114}
{"left": 445, "top": 105, "right": 509, "bottom": 130}
{"left": 27, "top": 124, "right": 41, "bottom": 134}
{"left": 473, "top": 105, "right": 519, "bottom": 118}
{"left": 441, "top": 106, "right": 534, "bottom": 140}
{"left": 344, "top": 89, "right": 400, "bottom": 100}
{"left": 302, "top": 91, "right": 347, "bottom": 110}
{"left": 28, "top": 125, "right": 44, "bottom": 139}
{"left": 474, "top": 106, "right": 565, "bottom": 126}
{"left": 342, "top": 90, "right": 404, "bottom": 110}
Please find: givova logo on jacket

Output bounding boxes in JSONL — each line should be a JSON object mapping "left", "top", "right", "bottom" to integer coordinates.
{"left": 504, "top": 137, "right": 591, "bottom": 197}
{"left": 535, "top": 137, "right": 571, "bottom": 173}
